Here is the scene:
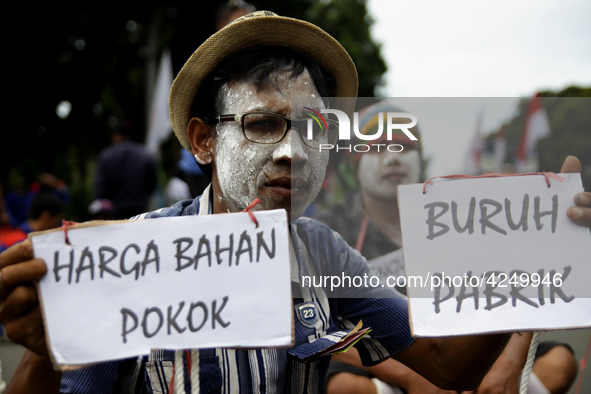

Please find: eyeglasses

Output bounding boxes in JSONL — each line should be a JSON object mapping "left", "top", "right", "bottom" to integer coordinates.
{"left": 217, "top": 111, "right": 339, "bottom": 148}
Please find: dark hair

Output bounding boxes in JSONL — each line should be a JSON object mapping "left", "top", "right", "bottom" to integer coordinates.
{"left": 27, "top": 191, "right": 65, "bottom": 220}
{"left": 190, "top": 46, "right": 337, "bottom": 123}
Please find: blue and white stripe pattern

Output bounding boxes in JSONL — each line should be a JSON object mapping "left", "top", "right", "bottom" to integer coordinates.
{"left": 60, "top": 185, "right": 415, "bottom": 393}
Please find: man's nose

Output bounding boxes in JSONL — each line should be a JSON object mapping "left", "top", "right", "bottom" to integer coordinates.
{"left": 384, "top": 151, "right": 402, "bottom": 166}
{"left": 272, "top": 128, "right": 309, "bottom": 165}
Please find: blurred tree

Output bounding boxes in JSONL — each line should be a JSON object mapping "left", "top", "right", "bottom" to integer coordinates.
{"left": 1, "top": 0, "right": 385, "bottom": 220}
{"left": 265, "top": 0, "right": 387, "bottom": 98}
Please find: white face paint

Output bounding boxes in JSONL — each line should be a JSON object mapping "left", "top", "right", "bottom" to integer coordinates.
{"left": 357, "top": 149, "right": 422, "bottom": 201}
{"left": 211, "top": 70, "right": 329, "bottom": 220}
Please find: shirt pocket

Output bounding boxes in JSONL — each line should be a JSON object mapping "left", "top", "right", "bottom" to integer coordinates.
{"left": 145, "top": 360, "right": 172, "bottom": 394}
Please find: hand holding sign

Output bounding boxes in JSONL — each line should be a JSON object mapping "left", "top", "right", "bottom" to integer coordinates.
{"left": 399, "top": 169, "right": 591, "bottom": 336}
{"left": 561, "top": 156, "right": 591, "bottom": 227}
{"left": 0, "top": 240, "right": 49, "bottom": 356}
{"left": 30, "top": 209, "right": 291, "bottom": 367}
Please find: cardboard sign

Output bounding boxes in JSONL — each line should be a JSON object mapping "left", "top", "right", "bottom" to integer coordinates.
{"left": 32, "top": 210, "right": 292, "bottom": 367}
{"left": 398, "top": 173, "right": 591, "bottom": 336}
{"left": 366, "top": 249, "right": 406, "bottom": 285}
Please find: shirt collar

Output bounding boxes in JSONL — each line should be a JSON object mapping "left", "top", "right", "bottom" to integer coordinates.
{"left": 196, "top": 184, "right": 213, "bottom": 216}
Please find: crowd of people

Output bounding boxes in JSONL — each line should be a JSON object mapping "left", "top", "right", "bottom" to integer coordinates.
{"left": 0, "top": 4, "right": 589, "bottom": 394}
{"left": 0, "top": 173, "right": 69, "bottom": 253}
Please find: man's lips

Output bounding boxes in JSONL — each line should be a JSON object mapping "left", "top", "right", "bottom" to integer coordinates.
{"left": 265, "top": 177, "right": 309, "bottom": 198}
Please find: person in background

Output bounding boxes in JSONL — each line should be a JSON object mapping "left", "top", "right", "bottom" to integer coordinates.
{"left": 93, "top": 121, "right": 158, "bottom": 220}
{"left": 215, "top": 0, "right": 255, "bottom": 31}
{"left": 4, "top": 173, "right": 70, "bottom": 229}
{"left": 3, "top": 176, "right": 28, "bottom": 229}
{"left": 316, "top": 101, "right": 579, "bottom": 394}
{"left": 15, "top": 191, "right": 66, "bottom": 236}
{"left": 179, "top": 148, "right": 210, "bottom": 198}
{"left": 0, "top": 190, "right": 66, "bottom": 254}
{"left": 0, "top": 207, "right": 26, "bottom": 254}
{"left": 164, "top": 163, "right": 192, "bottom": 206}
{"left": 165, "top": 148, "right": 209, "bottom": 206}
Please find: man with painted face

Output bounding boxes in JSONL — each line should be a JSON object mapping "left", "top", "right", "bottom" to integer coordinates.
{"left": 317, "top": 102, "right": 579, "bottom": 394}
{"left": 1, "top": 11, "right": 590, "bottom": 394}
{"left": 317, "top": 102, "right": 424, "bottom": 268}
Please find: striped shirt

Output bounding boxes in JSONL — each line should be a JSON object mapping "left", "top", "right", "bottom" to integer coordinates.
{"left": 60, "top": 185, "right": 414, "bottom": 393}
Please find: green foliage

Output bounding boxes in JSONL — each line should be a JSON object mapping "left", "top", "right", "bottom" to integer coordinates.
{"left": 300, "top": 0, "right": 387, "bottom": 97}
{"left": 2, "top": 1, "right": 385, "bottom": 220}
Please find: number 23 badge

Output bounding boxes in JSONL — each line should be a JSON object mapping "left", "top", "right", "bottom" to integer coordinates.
{"left": 295, "top": 302, "right": 319, "bottom": 327}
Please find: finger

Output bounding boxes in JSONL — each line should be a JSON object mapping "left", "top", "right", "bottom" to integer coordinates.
{"left": 0, "top": 239, "right": 34, "bottom": 269}
{"left": 560, "top": 156, "right": 582, "bottom": 174}
{"left": 0, "top": 258, "right": 47, "bottom": 286}
{"left": 568, "top": 193, "right": 591, "bottom": 226}
{"left": 566, "top": 205, "right": 591, "bottom": 227}
{"left": 0, "top": 284, "right": 40, "bottom": 323}
{"left": 3, "top": 306, "right": 49, "bottom": 356}
{"left": 0, "top": 259, "right": 47, "bottom": 300}
{"left": 574, "top": 192, "right": 591, "bottom": 208}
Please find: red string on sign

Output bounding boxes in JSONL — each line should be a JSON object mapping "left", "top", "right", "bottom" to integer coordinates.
{"left": 241, "top": 198, "right": 262, "bottom": 228}
{"left": 355, "top": 211, "right": 369, "bottom": 252}
{"left": 169, "top": 365, "right": 175, "bottom": 393}
{"left": 61, "top": 219, "right": 79, "bottom": 245}
{"left": 185, "top": 349, "right": 192, "bottom": 372}
{"left": 422, "top": 172, "right": 564, "bottom": 194}
{"left": 575, "top": 330, "right": 591, "bottom": 394}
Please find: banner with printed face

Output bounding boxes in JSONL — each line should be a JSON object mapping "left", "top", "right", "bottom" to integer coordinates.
{"left": 33, "top": 210, "right": 292, "bottom": 367}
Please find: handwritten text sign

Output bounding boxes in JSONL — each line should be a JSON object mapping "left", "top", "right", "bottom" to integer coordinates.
{"left": 398, "top": 173, "right": 591, "bottom": 336}
{"left": 367, "top": 249, "right": 406, "bottom": 285}
{"left": 32, "top": 210, "right": 292, "bottom": 367}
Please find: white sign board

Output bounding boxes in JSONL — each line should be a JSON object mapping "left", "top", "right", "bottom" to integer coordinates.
{"left": 32, "top": 210, "right": 292, "bottom": 367}
{"left": 398, "top": 173, "right": 591, "bottom": 336}
{"left": 367, "top": 249, "right": 406, "bottom": 284}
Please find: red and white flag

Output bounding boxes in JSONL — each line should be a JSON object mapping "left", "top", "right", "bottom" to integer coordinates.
{"left": 492, "top": 126, "right": 506, "bottom": 173}
{"left": 146, "top": 49, "right": 174, "bottom": 155}
{"left": 463, "top": 110, "right": 485, "bottom": 175}
{"left": 515, "top": 93, "right": 551, "bottom": 172}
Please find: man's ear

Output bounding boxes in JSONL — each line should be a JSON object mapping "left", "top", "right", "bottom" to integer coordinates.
{"left": 187, "top": 118, "right": 215, "bottom": 165}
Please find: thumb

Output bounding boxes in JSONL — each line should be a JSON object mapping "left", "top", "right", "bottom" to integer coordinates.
{"left": 560, "top": 156, "right": 582, "bottom": 174}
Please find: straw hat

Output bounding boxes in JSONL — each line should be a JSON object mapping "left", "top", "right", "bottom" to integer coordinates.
{"left": 169, "top": 10, "right": 359, "bottom": 153}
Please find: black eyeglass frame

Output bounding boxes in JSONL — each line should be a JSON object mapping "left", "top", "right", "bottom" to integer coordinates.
{"left": 216, "top": 111, "right": 339, "bottom": 148}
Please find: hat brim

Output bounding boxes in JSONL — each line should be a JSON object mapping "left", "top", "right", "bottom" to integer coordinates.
{"left": 169, "top": 13, "right": 359, "bottom": 153}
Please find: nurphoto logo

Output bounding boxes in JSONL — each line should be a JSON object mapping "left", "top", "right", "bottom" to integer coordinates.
{"left": 303, "top": 107, "right": 418, "bottom": 152}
